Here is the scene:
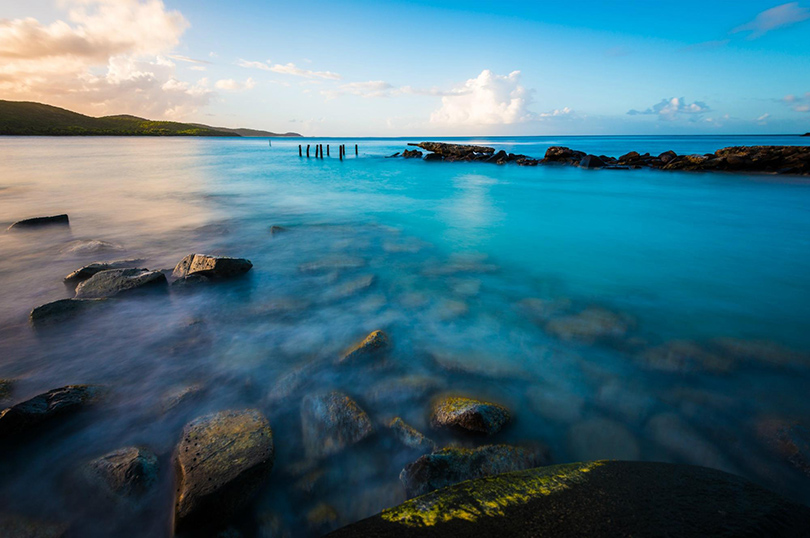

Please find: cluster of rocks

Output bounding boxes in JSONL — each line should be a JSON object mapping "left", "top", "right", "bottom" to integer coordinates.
{"left": 403, "top": 142, "right": 539, "bottom": 166}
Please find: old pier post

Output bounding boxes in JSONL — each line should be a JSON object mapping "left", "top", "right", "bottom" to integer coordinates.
{"left": 355, "top": 144, "right": 358, "bottom": 156}
{"left": 307, "top": 144, "right": 310, "bottom": 158}
{"left": 327, "top": 144, "right": 330, "bottom": 157}
{"left": 299, "top": 145, "right": 302, "bottom": 157}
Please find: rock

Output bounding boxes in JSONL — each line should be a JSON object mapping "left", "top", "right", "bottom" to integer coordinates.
{"left": 517, "top": 297, "right": 572, "bottom": 322}
{"left": 64, "top": 260, "right": 144, "bottom": 284}
{"left": 366, "top": 376, "right": 444, "bottom": 407}
{"left": 298, "top": 256, "right": 366, "bottom": 272}
{"left": 408, "top": 142, "right": 495, "bottom": 159}
{"left": 0, "top": 379, "right": 13, "bottom": 402}
{"left": 326, "top": 275, "right": 375, "bottom": 301}
{"left": 0, "top": 513, "right": 68, "bottom": 538}
{"left": 402, "top": 149, "right": 423, "bottom": 159}
{"left": 387, "top": 152, "right": 402, "bottom": 158}
{"left": 423, "top": 153, "right": 444, "bottom": 162}
{"left": 637, "top": 340, "right": 734, "bottom": 374}
{"left": 340, "top": 330, "right": 390, "bottom": 364}
{"left": 646, "top": 413, "right": 736, "bottom": 473}
{"left": 579, "top": 154, "right": 605, "bottom": 169}
{"left": 175, "top": 409, "right": 274, "bottom": 532}
{"left": 59, "top": 239, "right": 124, "bottom": 256}
{"left": 84, "top": 447, "right": 158, "bottom": 500}
{"left": 300, "top": 392, "right": 374, "bottom": 459}
{"left": 542, "top": 146, "right": 586, "bottom": 165}
{"left": 0, "top": 385, "right": 101, "bottom": 439}
{"left": 172, "top": 254, "right": 252, "bottom": 279}
{"left": 330, "top": 461, "right": 810, "bottom": 537}
{"left": 430, "top": 397, "right": 510, "bottom": 436}
{"left": 29, "top": 298, "right": 107, "bottom": 326}
{"left": 567, "top": 418, "right": 640, "bottom": 461}
{"left": 525, "top": 385, "right": 584, "bottom": 423}
{"left": 430, "top": 350, "right": 526, "bottom": 379}
{"left": 306, "top": 503, "right": 340, "bottom": 535}
{"left": 269, "top": 225, "right": 287, "bottom": 235}
{"left": 7, "top": 214, "right": 69, "bottom": 231}
{"left": 160, "top": 384, "right": 205, "bottom": 414}
{"left": 545, "top": 307, "right": 630, "bottom": 343}
{"left": 400, "top": 444, "right": 549, "bottom": 498}
{"left": 755, "top": 417, "right": 810, "bottom": 478}
{"left": 658, "top": 150, "right": 677, "bottom": 163}
{"left": 388, "top": 417, "right": 436, "bottom": 453}
{"left": 619, "top": 151, "right": 641, "bottom": 163}
{"left": 74, "top": 268, "right": 167, "bottom": 299}
{"left": 710, "top": 337, "right": 810, "bottom": 368}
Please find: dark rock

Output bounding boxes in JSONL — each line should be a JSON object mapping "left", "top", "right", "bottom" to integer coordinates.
{"left": 430, "top": 397, "right": 510, "bottom": 436}
{"left": 0, "top": 385, "right": 101, "bottom": 439}
{"left": 170, "top": 274, "right": 212, "bottom": 289}
{"left": 172, "top": 254, "right": 252, "bottom": 279}
{"left": 487, "top": 150, "right": 508, "bottom": 164}
{"left": 329, "top": 461, "right": 810, "bottom": 537}
{"left": 300, "top": 392, "right": 374, "bottom": 459}
{"left": 637, "top": 340, "right": 734, "bottom": 374}
{"left": 408, "top": 142, "right": 495, "bottom": 159}
{"left": 423, "top": 153, "right": 444, "bottom": 162}
{"left": 402, "top": 150, "right": 423, "bottom": 159}
{"left": 387, "top": 152, "right": 402, "bottom": 158}
{"left": 84, "top": 447, "right": 158, "bottom": 500}
{"left": 269, "top": 225, "right": 288, "bottom": 235}
{"left": 174, "top": 409, "right": 274, "bottom": 532}
{"left": 619, "top": 151, "right": 640, "bottom": 162}
{"left": 340, "top": 330, "right": 390, "bottom": 364}
{"left": 542, "top": 146, "right": 586, "bottom": 165}
{"left": 64, "top": 260, "right": 145, "bottom": 285}
{"left": 0, "top": 379, "right": 13, "bottom": 402}
{"left": 29, "top": 298, "right": 107, "bottom": 326}
{"left": 74, "top": 268, "right": 167, "bottom": 299}
{"left": 400, "top": 444, "right": 548, "bottom": 498}
{"left": 0, "top": 513, "right": 68, "bottom": 538}
{"left": 658, "top": 150, "right": 677, "bottom": 163}
{"left": 388, "top": 417, "right": 436, "bottom": 453}
{"left": 7, "top": 214, "right": 69, "bottom": 231}
{"left": 579, "top": 155, "right": 605, "bottom": 169}
{"left": 756, "top": 417, "right": 810, "bottom": 478}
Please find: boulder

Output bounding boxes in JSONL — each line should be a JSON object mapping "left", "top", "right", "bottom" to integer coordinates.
{"left": 172, "top": 254, "right": 253, "bottom": 279}
{"left": 388, "top": 417, "right": 436, "bottom": 453}
{"left": 637, "top": 340, "right": 734, "bottom": 374}
{"left": 402, "top": 150, "right": 423, "bottom": 159}
{"left": 579, "top": 155, "right": 605, "bottom": 169}
{"left": 408, "top": 142, "right": 495, "bottom": 159}
{"left": 0, "top": 513, "right": 68, "bottom": 538}
{"left": 659, "top": 150, "right": 677, "bottom": 163}
{"left": 329, "top": 461, "right": 810, "bottom": 537}
{"left": 340, "top": 330, "right": 390, "bottom": 363}
{"left": 542, "top": 146, "right": 586, "bottom": 165}
{"left": 0, "top": 379, "right": 13, "bottom": 402}
{"left": 423, "top": 153, "right": 444, "bottom": 162}
{"left": 269, "top": 225, "right": 288, "bottom": 235}
{"left": 545, "top": 307, "right": 630, "bottom": 343}
{"left": 74, "top": 268, "right": 167, "bottom": 299}
{"left": 84, "top": 446, "right": 158, "bottom": 500}
{"left": 29, "top": 298, "right": 107, "bottom": 326}
{"left": 7, "top": 214, "right": 69, "bottom": 231}
{"left": 400, "top": 444, "right": 549, "bottom": 498}
{"left": 175, "top": 409, "right": 274, "bottom": 532}
{"left": 0, "top": 385, "right": 101, "bottom": 439}
{"left": 756, "top": 417, "right": 810, "bottom": 478}
{"left": 300, "top": 392, "right": 374, "bottom": 459}
{"left": 430, "top": 397, "right": 510, "bottom": 436}
{"left": 64, "top": 260, "right": 144, "bottom": 284}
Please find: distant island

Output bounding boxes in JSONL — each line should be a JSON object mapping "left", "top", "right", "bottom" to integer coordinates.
{"left": 0, "top": 100, "right": 302, "bottom": 137}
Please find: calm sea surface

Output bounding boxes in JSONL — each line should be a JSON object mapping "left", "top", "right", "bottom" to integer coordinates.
{"left": 1, "top": 135, "right": 809, "bottom": 536}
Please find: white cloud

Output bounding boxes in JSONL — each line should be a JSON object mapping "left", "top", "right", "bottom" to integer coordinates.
{"left": 539, "top": 107, "right": 573, "bottom": 118}
{"left": 780, "top": 91, "right": 810, "bottom": 112}
{"left": 627, "top": 97, "right": 711, "bottom": 120}
{"left": 429, "top": 70, "right": 535, "bottom": 125}
{"left": 237, "top": 59, "right": 341, "bottom": 80}
{"left": 215, "top": 77, "right": 256, "bottom": 91}
{"left": 0, "top": 0, "right": 212, "bottom": 119}
{"left": 732, "top": 2, "right": 810, "bottom": 39}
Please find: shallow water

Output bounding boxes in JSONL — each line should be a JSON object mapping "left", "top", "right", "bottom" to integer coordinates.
{"left": 1, "top": 135, "right": 809, "bottom": 536}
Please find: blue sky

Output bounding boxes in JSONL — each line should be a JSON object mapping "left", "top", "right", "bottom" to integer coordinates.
{"left": 1, "top": 0, "right": 809, "bottom": 135}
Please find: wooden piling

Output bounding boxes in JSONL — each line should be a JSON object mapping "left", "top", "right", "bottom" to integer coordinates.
{"left": 320, "top": 144, "right": 324, "bottom": 159}
{"left": 299, "top": 145, "right": 302, "bottom": 157}
{"left": 307, "top": 144, "right": 310, "bottom": 158}
{"left": 355, "top": 144, "right": 358, "bottom": 156}
{"left": 327, "top": 144, "right": 330, "bottom": 157}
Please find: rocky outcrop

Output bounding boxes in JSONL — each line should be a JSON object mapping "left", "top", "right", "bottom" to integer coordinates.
{"left": 84, "top": 447, "right": 158, "bottom": 500}
{"left": 402, "top": 149, "right": 423, "bottom": 159}
{"left": 388, "top": 417, "right": 436, "bottom": 454}
{"left": 300, "top": 392, "right": 374, "bottom": 459}
{"left": 64, "top": 260, "right": 143, "bottom": 285}
{"left": 400, "top": 444, "right": 549, "bottom": 498}
{"left": 0, "top": 385, "right": 101, "bottom": 439}
{"left": 7, "top": 214, "right": 69, "bottom": 231}
{"left": 430, "top": 397, "right": 510, "bottom": 436}
{"left": 405, "top": 142, "right": 539, "bottom": 166}
{"left": 340, "top": 330, "right": 390, "bottom": 364}
{"left": 174, "top": 409, "right": 274, "bottom": 532}
{"left": 74, "top": 268, "right": 167, "bottom": 299}
{"left": 172, "top": 254, "right": 253, "bottom": 279}
{"left": 29, "top": 298, "right": 107, "bottom": 326}
{"left": 329, "top": 461, "right": 810, "bottom": 537}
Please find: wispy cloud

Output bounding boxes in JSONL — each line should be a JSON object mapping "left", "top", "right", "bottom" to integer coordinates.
{"left": 215, "top": 77, "right": 256, "bottom": 91}
{"left": 237, "top": 59, "right": 341, "bottom": 80}
{"left": 168, "top": 54, "right": 211, "bottom": 65}
{"left": 780, "top": 92, "right": 810, "bottom": 112}
{"left": 628, "top": 97, "right": 710, "bottom": 120}
{"left": 732, "top": 2, "right": 810, "bottom": 39}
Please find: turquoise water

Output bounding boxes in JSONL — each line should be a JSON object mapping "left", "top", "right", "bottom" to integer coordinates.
{"left": 1, "top": 136, "right": 809, "bottom": 536}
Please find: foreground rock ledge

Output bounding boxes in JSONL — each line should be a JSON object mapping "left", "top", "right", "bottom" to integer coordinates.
{"left": 0, "top": 385, "right": 101, "bottom": 439}
{"left": 172, "top": 254, "right": 253, "bottom": 279}
{"left": 328, "top": 461, "right": 810, "bottom": 537}
{"left": 430, "top": 397, "right": 511, "bottom": 436}
{"left": 175, "top": 409, "right": 274, "bottom": 532}
{"left": 74, "top": 268, "right": 167, "bottom": 299}
{"left": 7, "top": 214, "right": 69, "bottom": 231}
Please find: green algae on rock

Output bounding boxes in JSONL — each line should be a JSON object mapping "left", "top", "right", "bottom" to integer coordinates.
{"left": 340, "top": 330, "right": 390, "bottom": 363}
{"left": 430, "top": 397, "right": 510, "bottom": 436}
{"left": 388, "top": 417, "right": 436, "bottom": 454}
{"left": 172, "top": 254, "right": 253, "bottom": 279}
{"left": 84, "top": 446, "right": 159, "bottom": 501}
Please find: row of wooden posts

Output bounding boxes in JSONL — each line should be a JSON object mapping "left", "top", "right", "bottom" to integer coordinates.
{"left": 299, "top": 144, "right": 358, "bottom": 160}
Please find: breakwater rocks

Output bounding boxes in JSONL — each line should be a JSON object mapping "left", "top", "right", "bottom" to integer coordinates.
{"left": 329, "top": 461, "right": 810, "bottom": 537}
{"left": 400, "top": 142, "right": 810, "bottom": 175}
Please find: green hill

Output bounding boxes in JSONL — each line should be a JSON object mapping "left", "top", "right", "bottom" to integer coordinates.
{"left": 0, "top": 100, "right": 300, "bottom": 137}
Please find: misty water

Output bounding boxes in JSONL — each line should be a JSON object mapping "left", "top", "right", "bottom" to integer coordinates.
{"left": 1, "top": 135, "right": 810, "bottom": 536}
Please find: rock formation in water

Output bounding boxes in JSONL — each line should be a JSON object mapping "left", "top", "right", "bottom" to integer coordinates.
{"left": 0, "top": 385, "right": 101, "bottom": 439}
{"left": 430, "top": 397, "right": 511, "bottom": 436}
{"left": 7, "top": 214, "right": 69, "bottom": 230}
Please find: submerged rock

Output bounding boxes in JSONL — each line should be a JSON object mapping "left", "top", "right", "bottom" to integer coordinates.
{"left": 298, "top": 256, "right": 366, "bottom": 273}
{"left": 756, "top": 417, "right": 810, "bottom": 478}
{"left": 64, "top": 260, "right": 144, "bottom": 284}
{"left": 646, "top": 413, "right": 736, "bottom": 474}
{"left": 269, "top": 225, "right": 288, "bottom": 235}
{"left": 402, "top": 149, "right": 423, "bottom": 159}
{"left": 637, "top": 340, "right": 733, "bottom": 374}
{"left": 400, "top": 444, "right": 549, "bottom": 498}
{"left": 29, "top": 298, "right": 107, "bottom": 326}
{"left": 0, "top": 379, "right": 13, "bottom": 402}
{"left": 340, "top": 330, "right": 390, "bottom": 364}
{"left": 74, "top": 268, "right": 167, "bottom": 299}
{"left": 175, "top": 409, "right": 274, "bottom": 532}
{"left": 306, "top": 503, "right": 340, "bottom": 535}
{"left": 0, "top": 513, "right": 68, "bottom": 538}
{"left": 430, "top": 397, "right": 511, "bottom": 436}
{"left": 84, "top": 446, "right": 158, "bottom": 500}
{"left": 567, "top": 418, "right": 640, "bottom": 461}
{"left": 366, "top": 376, "right": 444, "bottom": 407}
{"left": 160, "top": 384, "right": 205, "bottom": 414}
{"left": 517, "top": 297, "right": 572, "bottom": 323}
{"left": 388, "top": 417, "right": 436, "bottom": 454}
{"left": 0, "top": 385, "right": 101, "bottom": 439}
{"left": 330, "top": 461, "right": 810, "bottom": 537}
{"left": 545, "top": 307, "right": 630, "bottom": 343}
{"left": 710, "top": 337, "right": 810, "bottom": 369}
{"left": 7, "top": 214, "right": 69, "bottom": 231}
{"left": 59, "top": 239, "right": 124, "bottom": 256}
{"left": 172, "top": 254, "right": 253, "bottom": 279}
{"left": 525, "top": 385, "right": 584, "bottom": 423}
{"left": 300, "top": 392, "right": 374, "bottom": 459}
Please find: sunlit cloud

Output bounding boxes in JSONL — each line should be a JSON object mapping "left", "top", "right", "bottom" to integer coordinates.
{"left": 628, "top": 97, "right": 711, "bottom": 120}
{"left": 236, "top": 59, "right": 341, "bottom": 80}
{"left": 215, "top": 77, "right": 256, "bottom": 91}
{"left": 429, "top": 70, "right": 535, "bottom": 125}
{"left": 731, "top": 2, "right": 810, "bottom": 39}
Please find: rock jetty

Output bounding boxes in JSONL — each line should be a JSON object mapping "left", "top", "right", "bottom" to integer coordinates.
{"left": 406, "top": 142, "right": 539, "bottom": 166}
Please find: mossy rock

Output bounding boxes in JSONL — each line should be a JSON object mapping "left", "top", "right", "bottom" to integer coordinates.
{"left": 340, "top": 330, "right": 390, "bottom": 363}
{"left": 84, "top": 446, "right": 158, "bottom": 501}
{"left": 430, "top": 397, "right": 510, "bottom": 436}
{"left": 172, "top": 254, "right": 252, "bottom": 280}
{"left": 329, "top": 461, "right": 810, "bottom": 537}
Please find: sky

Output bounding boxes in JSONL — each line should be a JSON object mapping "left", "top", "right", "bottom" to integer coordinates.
{"left": 1, "top": 0, "right": 809, "bottom": 136}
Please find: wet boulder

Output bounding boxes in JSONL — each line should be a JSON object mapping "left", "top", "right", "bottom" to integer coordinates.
{"left": 400, "top": 444, "right": 549, "bottom": 498}
{"left": 579, "top": 154, "right": 605, "bottom": 169}
{"left": 175, "top": 409, "right": 274, "bottom": 532}
{"left": 7, "top": 214, "right": 69, "bottom": 231}
{"left": 340, "top": 330, "right": 390, "bottom": 364}
{"left": 430, "top": 397, "right": 511, "bottom": 436}
{"left": 659, "top": 150, "right": 678, "bottom": 164}
{"left": 172, "top": 254, "right": 253, "bottom": 279}
{"left": 388, "top": 417, "right": 436, "bottom": 454}
{"left": 330, "top": 461, "right": 810, "bottom": 537}
{"left": 64, "top": 260, "right": 144, "bottom": 285}
{"left": 0, "top": 385, "right": 101, "bottom": 439}
{"left": 542, "top": 146, "right": 586, "bottom": 165}
{"left": 74, "top": 268, "right": 167, "bottom": 299}
{"left": 300, "top": 391, "right": 374, "bottom": 460}
{"left": 402, "top": 149, "right": 423, "bottom": 159}
{"left": 29, "top": 298, "right": 107, "bottom": 326}
{"left": 84, "top": 447, "right": 158, "bottom": 500}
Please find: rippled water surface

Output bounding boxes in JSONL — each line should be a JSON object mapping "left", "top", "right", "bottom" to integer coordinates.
{"left": 1, "top": 135, "right": 810, "bottom": 536}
